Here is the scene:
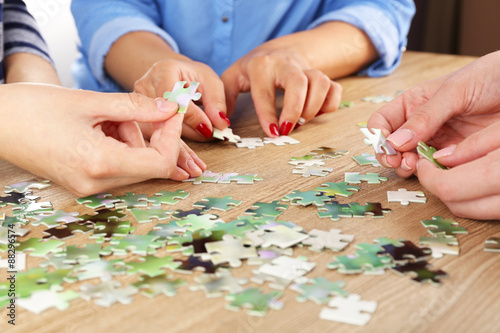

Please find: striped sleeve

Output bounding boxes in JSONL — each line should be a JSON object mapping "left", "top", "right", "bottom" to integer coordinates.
{"left": 3, "top": 0, "right": 52, "bottom": 64}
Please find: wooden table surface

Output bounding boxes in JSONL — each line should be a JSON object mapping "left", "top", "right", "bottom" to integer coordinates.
{"left": 2, "top": 51, "right": 500, "bottom": 333}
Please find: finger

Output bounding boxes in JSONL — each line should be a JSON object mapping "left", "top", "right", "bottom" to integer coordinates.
{"left": 181, "top": 104, "right": 213, "bottom": 139}
{"left": 367, "top": 75, "right": 450, "bottom": 148}
{"left": 221, "top": 64, "right": 248, "bottom": 119}
{"left": 177, "top": 142, "right": 203, "bottom": 177}
{"left": 277, "top": 66, "right": 308, "bottom": 135}
{"left": 117, "top": 121, "right": 147, "bottom": 148}
{"left": 195, "top": 76, "right": 229, "bottom": 131}
{"left": 297, "top": 70, "right": 332, "bottom": 126}
{"left": 392, "top": 152, "right": 419, "bottom": 178}
{"left": 247, "top": 60, "right": 280, "bottom": 137}
{"left": 433, "top": 121, "right": 500, "bottom": 167}
{"left": 385, "top": 76, "right": 471, "bottom": 151}
{"left": 319, "top": 80, "right": 342, "bottom": 114}
{"left": 444, "top": 194, "right": 500, "bottom": 220}
{"left": 181, "top": 140, "right": 207, "bottom": 170}
{"left": 417, "top": 151, "right": 500, "bottom": 202}
{"left": 89, "top": 92, "right": 179, "bottom": 123}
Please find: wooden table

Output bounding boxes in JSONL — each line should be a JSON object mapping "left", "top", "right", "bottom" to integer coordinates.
{"left": 2, "top": 52, "right": 499, "bottom": 333}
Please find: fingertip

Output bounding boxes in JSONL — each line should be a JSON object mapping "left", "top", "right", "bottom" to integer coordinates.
{"left": 154, "top": 98, "right": 178, "bottom": 113}
{"left": 387, "top": 128, "right": 415, "bottom": 150}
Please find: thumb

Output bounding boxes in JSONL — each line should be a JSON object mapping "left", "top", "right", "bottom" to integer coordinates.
{"left": 91, "top": 92, "right": 179, "bottom": 124}
{"left": 386, "top": 76, "right": 469, "bottom": 151}
{"left": 433, "top": 121, "right": 500, "bottom": 167}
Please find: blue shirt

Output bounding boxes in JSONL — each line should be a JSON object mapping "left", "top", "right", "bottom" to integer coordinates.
{"left": 0, "top": 0, "right": 52, "bottom": 84}
{"left": 71, "top": 0, "right": 415, "bottom": 92}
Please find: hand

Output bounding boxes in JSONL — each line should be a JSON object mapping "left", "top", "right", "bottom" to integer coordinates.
{"left": 0, "top": 84, "right": 206, "bottom": 196}
{"left": 134, "top": 59, "right": 230, "bottom": 141}
{"left": 221, "top": 42, "right": 342, "bottom": 137}
{"left": 368, "top": 51, "right": 500, "bottom": 219}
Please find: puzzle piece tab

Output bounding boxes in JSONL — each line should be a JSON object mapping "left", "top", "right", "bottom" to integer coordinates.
{"left": 360, "top": 128, "right": 396, "bottom": 155}
{"left": 163, "top": 81, "right": 201, "bottom": 114}
{"left": 388, "top": 189, "right": 427, "bottom": 205}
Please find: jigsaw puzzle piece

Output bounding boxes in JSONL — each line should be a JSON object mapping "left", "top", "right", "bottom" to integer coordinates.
{"left": 291, "top": 277, "right": 348, "bottom": 305}
{"left": 245, "top": 201, "right": 288, "bottom": 218}
{"left": 43, "top": 221, "right": 94, "bottom": 240}
{"left": 114, "top": 192, "right": 148, "bottom": 209}
{"left": 352, "top": 153, "right": 382, "bottom": 167}
{"left": 130, "top": 206, "right": 172, "bottom": 223}
{"left": 419, "top": 235, "right": 459, "bottom": 258}
{"left": 292, "top": 166, "right": 333, "bottom": 177}
{"left": 484, "top": 237, "right": 500, "bottom": 252}
{"left": 317, "top": 201, "right": 353, "bottom": 221}
{"left": 182, "top": 170, "right": 223, "bottom": 184}
{"left": 17, "top": 288, "right": 79, "bottom": 314}
{"left": 163, "top": 81, "right": 201, "bottom": 114}
{"left": 319, "top": 294, "right": 377, "bottom": 326}
{"left": 236, "top": 138, "right": 264, "bottom": 149}
{"left": 391, "top": 261, "right": 448, "bottom": 285}
{"left": 205, "top": 234, "right": 258, "bottom": 267}
{"left": 193, "top": 196, "right": 242, "bottom": 212}
{"left": 302, "top": 229, "right": 354, "bottom": 252}
{"left": 345, "top": 172, "right": 388, "bottom": 184}
{"left": 263, "top": 136, "right": 300, "bottom": 146}
{"left": 109, "top": 234, "right": 165, "bottom": 256}
{"left": 176, "top": 213, "right": 225, "bottom": 232}
{"left": 76, "top": 192, "right": 119, "bottom": 210}
{"left": 31, "top": 210, "right": 81, "bottom": 228}
{"left": 251, "top": 256, "right": 316, "bottom": 290}
{"left": 346, "top": 202, "right": 391, "bottom": 218}
{"left": 377, "top": 241, "right": 431, "bottom": 264}
{"left": 314, "top": 182, "right": 360, "bottom": 198}
{"left": 213, "top": 128, "right": 241, "bottom": 143}
{"left": 73, "top": 259, "right": 126, "bottom": 281}
{"left": 148, "top": 190, "right": 189, "bottom": 206}
{"left": 80, "top": 280, "right": 137, "bottom": 307}
{"left": 91, "top": 220, "right": 135, "bottom": 243}
{"left": 58, "top": 243, "right": 102, "bottom": 264}
{"left": 125, "top": 255, "right": 181, "bottom": 277}
{"left": 309, "top": 146, "right": 349, "bottom": 159}
{"left": 5, "top": 179, "right": 51, "bottom": 193}
{"left": 132, "top": 274, "right": 185, "bottom": 298}
{"left": 15, "top": 238, "right": 65, "bottom": 258}
{"left": 282, "top": 190, "right": 331, "bottom": 207}
{"left": 225, "top": 288, "right": 284, "bottom": 317}
{"left": 417, "top": 141, "right": 447, "bottom": 169}
{"left": 175, "top": 255, "right": 228, "bottom": 274}
{"left": 360, "top": 127, "right": 396, "bottom": 155}
{"left": 190, "top": 270, "right": 248, "bottom": 298}
{"left": 421, "top": 216, "right": 467, "bottom": 237}
{"left": 387, "top": 189, "right": 427, "bottom": 205}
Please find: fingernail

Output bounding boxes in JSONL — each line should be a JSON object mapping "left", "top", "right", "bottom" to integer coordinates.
{"left": 294, "top": 123, "right": 302, "bottom": 130}
{"left": 387, "top": 129, "right": 413, "bottom": 147}
{"left": 433, "top": 145, "right": 456, "bottom": 159}
{"left": 269, "top": 123, "right": 279, "bottom": 136}
{"left": 155, "top": 98, "right": 174, "bottom": 112}
{"left": 298, "top": 117, "right": 306, "bottom": 125}
{"left": 279, "top": 121, "right": 293, "bottom": 136}
{"left": 401, "top": 158, "right": 412, "bottom": 171}
{"left": 316, "top": 111, "right": 325, "bottom": 117}
{"left": 197, "top": 123, "right": 213, "bottom": 139}
{"left": 187, "top": 159, "right": 202, "bottom": 174}
{"left": 380, "top": 154, "right": 390, "bottom": 168}
{"left": 219, "top": 112, "right": 231, "bottom": 126}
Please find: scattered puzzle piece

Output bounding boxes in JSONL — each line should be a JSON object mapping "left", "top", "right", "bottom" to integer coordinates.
{"left": 15, "top": 238, "right": 65, "bottom": 258}
{"left": 226, "top": 288, "right": 284, "bottom": 316}
{"left": 282, "top": 190, "right": 331, "bottom": 207}
{"left": 5, "top": 179, "right": 50, "bottom": 193}
{"left": 148, "top": 190, "right": 189, "bottom": 206}
{"left": 236, "top": 138, "right": 264, "bottom": 149}
{"left": 114, "top": 192, "right": 148, "bottom": 209}
{"left": 302, "top": 229, "right": 354, "bottom": 252}
{"left": 132, "top": 274, "right": 185, "bottom": 298}
{"left": 222, "top": 174, "right": 263, "bottom": 185}
{"left": 484, "top": 237, "right": 500, "bottom": 253}
{"left": 252, "top": 256, "right": 316, "bottom": 289}
{"left": 245, "top": 201, "right": 288, "bottom": 219}
{"left": 108, "top": 234, "right": 165, "bottom": 256}
{"left": 190, "top": 270, "right": 248, "bottom": 297}
{"left": 360, "top": 128, "right": 396, "bottom": 155}
{"left": 352, "top": 153, "right": 382, "bottom": 167}
{"left": 17, "top": 288, "right": 79, "bottom": 314}
{"left": 317, "top": 201, "right": 352, "bottom": 221}
{"left": 320, "top": 294, "right": 377, "bottom": 326}
{"left": 163, "top": 81, "right": 201, "bottom": 114}
{"left": 80, "top": 280, "right": 137, "bottom": 307}
{"left": 59, "top": 243, "right": 102, "bottom": 264}
{"left": 175, "top": 255, "right": 228, "bottom": 274}
{"left": 213, "top": 128, "right": 241, "bottom": 143}
{"left": 43, "top": 221, "right": 94, "bottom": 240}
{"left": 346, "top": 202, "right": 391, "bottom": 218}
{"left": 125, "top": 255, "right": 181, "bottom": 277}
{"left": 73, "top": 259, "right": 126, "bottom": 281}
{"left": 79, "top": 209, "right": 126, "bottom": 223}
{"left": 31, "top": 210, "right": 81, "bottom": 228}
{"left": 419, "top": 235, "right": 459, "bottom": 258}
{"left": 345, "top": 172, "right": 388, "bottom": 184}
{"left": 417, "top": 141, "right": 446, "bottom": 169}
{"left": 176, "top": 214, "right": 225, "bottom": 232}
{"left": 193, "top": 196, "right": 242, "bottom": 211}
{"left": 314, "top": 182, "right": 360, "bottom": 197}
{"left": 328, "top": 250, "right": 393, "bottom": 274}
{"left": 292, "top": 166, "right": 333, "bottom": 177}
{"left": 391, "top": 261, "right": 448, "bottom": 285}
{"left": 205, "top": 234, "right": 258, "bottom": 267}
{"left": 362, "top": 95, "right": 394, "bottom": 103}
{"left": 263, "top": 136, "right": 300, "bottom": 146}
{"left": 12, "top": 201, "right": 53, "bottom": 217}
{"left": 309, "top": 147, "right": 349, "bottom": 159}
{"left": 292, "top": 277, "right": 348, "bottom": 305}
{"left": 288, "top": 158, "right": 326, "bottom": 167}
{"left": 378, "top": 241, "right": 431, "bottom": 264}
{"left": 388, "top": 189, "right": 427, "bottom": 205}
{"left": 76, "top": 193, "right": 119, "bottom": 210}
{"left": 91, "top": 220, "right": 135, "bottom": 243}
{"left": 421, "top": 216, "right": 467, "bottom": 237}
{"left": 130, "top": 206, "right": 172, "bottom": 223}
{"left": 247, "top": 225, "right": 309, "bottom": 249}
{"left": 183, "top": 171, "right": 222, "bottom": 185}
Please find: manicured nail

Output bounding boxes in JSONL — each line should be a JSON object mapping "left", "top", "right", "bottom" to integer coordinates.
{"left": 187, "top": 159, "right": 202, "bottom": 174}
{"left": 401, "top": 158, "right": 412, "bottom": 171}
{"left": 197, "top": 123, "right": 213, "bottom": 139}
{"left": 380, "top": 154, "right": 390, "bottom": 168}
{"left": 294, "top": 123, "right": 302, "bottom": 130}
{"left": 433, "top": 145, "right": 456, "bottom": 159}
{"left": 269, "top": 123, "right": 279, "bottom": 136}
{"left": 298, "top": 117, "right": 306, "bottom": 125}
{"left": 219, "top": 112, "right": 231, "bottom": 126}
{"left": 387, "top": 129, "right": 413, "bottom": 147}
{"left": 155, "top": 98, "right": 174, "bottom": 112}
{"left": 279, "top": 121, "right": 293, "bottom": 136}
{"left": 316, "top": 111, "right": 325, "bottom": 117}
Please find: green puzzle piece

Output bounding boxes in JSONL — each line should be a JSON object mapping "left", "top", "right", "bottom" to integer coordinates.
{"left": 352, "top": 153, "right": 382, "bottom": 167}
{"left": 108, "top": 234, "right": 165, "bottom": 256}
{"left": 125, "top": 255, "right": 181, "bottom": 277}
{"left": 163, "top": 81, "right": 201, "bottom": 114}
{"left": 114, "top": 192, "right": 148, "bottom": 209}
{"left": 314, "top": 182, "right": 359, "bottom": 197}
{"left": 417, "top": 141, "right": 446, "bottom": 169}
{"left": 344, "top": 172, "right": 388, "bottom": 184}
{"left": 132, "top": 274, "right": 186, "bottom": 298}
{"left": 328, "top": 250, "right": 393, "bottom": 274}
{"left": 0, "top": 267, "right": 74, "bottom": 298}
{"left": 226, "top": 288, "right": 284, "bottom": 316}
{"left": 148, "top": 190, "right": 189, "bottom": 206}
{"left": 76, "top": 192, "right": 119, "bottom": 210}
{"left": 176, "top": 214, "right": 225, "bottom": 232}
{"left": 309, "top": 146, "right": 349, "bottom": 159}
{"left": 91, "top": 220, "right": 135, "bottom": 243}
{"left": 58, "top": 243, "right": 102, "bottom": 264}
{"left": 193, "top": 196, "right": 242, "bottom": 211}
{"left": 245, "top": 201, "right": 288, "bottom": 219}
{"left": 130, "top": 207, "right": 172, "bottom": 223}
{"left": 421, "top": 216, "right": 467, "bottom": 237}
{"left": 292, "top": 277, "right": 349, "bottom": 305}
{"left": 282, "top": 190, "right": 332, "bottom": 207}
{"left": 317, "top": 201, "right": 352, "bottom": 221}
{"left": 15, "top": 238, "right": 65, "bottom": 257}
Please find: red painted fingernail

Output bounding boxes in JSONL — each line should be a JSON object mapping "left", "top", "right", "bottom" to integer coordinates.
{"left": 269, "top": 123, "right": 279, "bottom": 136}
{"left": 219, "top": 112, "right": 231, "bottom": 126}
{"left": 279, "top": 121, "right": 293, "bottom": 136}
{"left": 197, "top": 123, "right": 213, "bottom": 139}
{"left": 294, "top": 123, "right": 302, "bottom": 130}
{"left": 316, "top": 111, "right": 325, "bottom": 117}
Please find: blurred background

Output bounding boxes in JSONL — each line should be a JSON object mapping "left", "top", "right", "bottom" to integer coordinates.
{"left": 23, "top": 0, "right": 500, "bottom": 88}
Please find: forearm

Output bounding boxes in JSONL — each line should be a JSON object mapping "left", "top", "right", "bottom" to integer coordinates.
{"left": 263, "top": 21, "right": 378, "bottom": 79}
{"left": 4, "top": 53, "right": 61, "bottom": 85}
{"left": 105, "top": 31, "right": 190, "bottom": 91}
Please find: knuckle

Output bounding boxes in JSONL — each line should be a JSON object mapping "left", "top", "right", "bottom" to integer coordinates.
{"left": 82, "top": 155, "right": 114, "bottom": 180}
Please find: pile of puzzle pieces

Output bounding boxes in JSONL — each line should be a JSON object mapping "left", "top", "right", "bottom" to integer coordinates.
{"left": 0, "top": 122, "right": 471, "bottom": 327}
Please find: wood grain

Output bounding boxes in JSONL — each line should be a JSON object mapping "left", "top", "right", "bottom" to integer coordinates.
{"left": 2, "top": 52, "right": 500, "bottom": 333}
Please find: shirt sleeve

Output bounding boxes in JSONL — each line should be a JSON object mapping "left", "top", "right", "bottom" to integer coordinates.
{"left": 3, "top": 0, "right": 52, "bottom": 64}
{"left": 71, "top": 0, "right": 178, "bottom": 90}
{"left": 308, "top": 0, "right": 415, "bottom": 77}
